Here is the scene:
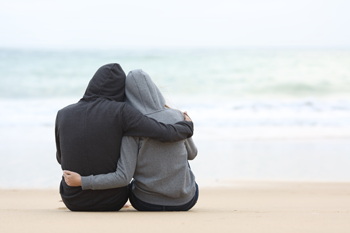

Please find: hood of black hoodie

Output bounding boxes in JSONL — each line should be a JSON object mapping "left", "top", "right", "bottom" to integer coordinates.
{"left": 82, "top": 63, "right": 126, "bottom": 102}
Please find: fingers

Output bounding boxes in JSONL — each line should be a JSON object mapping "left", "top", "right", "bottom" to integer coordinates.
{"left": 183, "top": 111, "right": 192, "bottom": 122}
{"left": 63, "top": 170, "right": 71, "bottom": 175}
{"left": 63, "top": 170, "right": 81, "bottom": 187}
{"left": 63, "top": 174, "right": 69, "bottom": 179}
{"left": 63, "top": 170, "right": 71, "bottom": 185}
{"left": 63, "top": 175, "right": 72, "bottom": 186}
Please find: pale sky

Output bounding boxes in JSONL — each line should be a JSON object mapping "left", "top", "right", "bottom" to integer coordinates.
{"left": 1, "top": 0, "right": 349, "bottom": 49}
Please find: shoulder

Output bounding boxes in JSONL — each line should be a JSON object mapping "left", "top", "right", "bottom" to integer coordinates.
{"left": 147, "top": 108, "right": 184, "bottom": 123}
{"left": 56, "top": 102, "right": 79, "bottom": 117}
{"left": 59, "top": 102, "right": 78, "bottom": 111}
{"left": 166, "top": 108, "right": 184, "bottom": 120}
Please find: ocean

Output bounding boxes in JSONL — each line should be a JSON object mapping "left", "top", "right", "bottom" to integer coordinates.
{"left": 1, "top": 48, "right": 350, "bottom": 188}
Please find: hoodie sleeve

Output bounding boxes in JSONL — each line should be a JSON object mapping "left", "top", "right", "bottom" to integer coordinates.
{"left": 81, "top": 136, "right": 138, "bottom": 190}
{"left": 185, "top": 137, "right": 198, "bottom": 160}
{"left": 121, "top": 104, "right": 193, "bottom": 142}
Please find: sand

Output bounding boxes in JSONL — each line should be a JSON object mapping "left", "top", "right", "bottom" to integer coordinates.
{"left": 1, "top": 181, "right": 349, "bottom": 233}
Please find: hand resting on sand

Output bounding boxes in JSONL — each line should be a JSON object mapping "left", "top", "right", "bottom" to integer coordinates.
{"left": 63, "top": 170, "right": 82, "bottom": 187}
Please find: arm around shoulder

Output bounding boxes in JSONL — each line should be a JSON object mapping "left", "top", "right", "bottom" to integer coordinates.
{"left": 81, "top": 136, "right": 139, "bottom": 190}
{"left": 122, "top": 103, "right": 193, "bottom": 142}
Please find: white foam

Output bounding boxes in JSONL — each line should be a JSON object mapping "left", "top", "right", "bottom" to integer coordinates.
{"left": 2, "top": 97, "right": 350, "bottom": 188}
{"left": 2, "top": 97, "right": 350, "bottom": 140}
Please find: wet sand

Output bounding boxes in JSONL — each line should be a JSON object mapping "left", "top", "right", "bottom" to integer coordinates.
{"left": 1, "top": 181, "right": 349, "bottom": 233}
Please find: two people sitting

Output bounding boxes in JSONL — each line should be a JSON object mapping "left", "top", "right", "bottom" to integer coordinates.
{"left": 55, "top": 64, "right": 198, "bottom": 211}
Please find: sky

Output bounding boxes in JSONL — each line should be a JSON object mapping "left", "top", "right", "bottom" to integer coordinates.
{"left": 0, "top": 0, "right": 349, "bottom": 49}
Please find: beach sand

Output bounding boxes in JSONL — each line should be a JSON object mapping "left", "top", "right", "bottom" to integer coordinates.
{"left": 1, "top": 181, "right": 349, "bottom": 233}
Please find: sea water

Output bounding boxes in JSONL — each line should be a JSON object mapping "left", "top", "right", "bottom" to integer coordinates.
{"left": 1, "top": 48, "right": 350, "bottom": 188}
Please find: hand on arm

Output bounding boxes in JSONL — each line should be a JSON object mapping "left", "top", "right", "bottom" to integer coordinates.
{"left": 63, "top": 170, "right": 82, "bottom": 187}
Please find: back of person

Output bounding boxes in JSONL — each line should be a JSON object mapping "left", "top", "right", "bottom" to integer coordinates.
{"left": 57, "top": 100, "right": 128, "bottom": 211}
{"left": 125, "top": 69, "right": 197, "bottom": 206}
{"left": 132, "top": 108, "right": 197, "bottom": 206}
{"left": 56, "top": 64, "right": 129, "bottom": 211}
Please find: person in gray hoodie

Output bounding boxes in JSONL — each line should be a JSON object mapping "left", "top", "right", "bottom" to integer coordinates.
{"left": 64, "top": 69, "right": 198, "bottom": 211}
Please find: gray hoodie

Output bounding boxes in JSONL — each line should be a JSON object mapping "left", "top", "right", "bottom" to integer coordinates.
{"left": 81, "top": 69, "right": 197, "bottom": 206}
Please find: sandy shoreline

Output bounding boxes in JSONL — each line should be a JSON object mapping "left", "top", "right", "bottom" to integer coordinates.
{"left": 1, "top": 181, "right": 349, "bottom": 233}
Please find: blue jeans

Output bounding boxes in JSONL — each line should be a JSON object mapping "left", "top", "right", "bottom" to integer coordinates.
{"left": 128, "top": 182, "right": 199, "bottom": 211}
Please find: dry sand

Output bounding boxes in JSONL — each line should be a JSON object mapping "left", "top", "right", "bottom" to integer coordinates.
{"left": 1, "top": 181, "right": 349, "bottom": 233}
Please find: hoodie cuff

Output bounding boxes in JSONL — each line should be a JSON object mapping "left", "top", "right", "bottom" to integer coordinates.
{"left": 81, "top": 175, "right": 94, "bottom": 190}
{"left": 184, "top": 121, "right": 194, "bottom": 137}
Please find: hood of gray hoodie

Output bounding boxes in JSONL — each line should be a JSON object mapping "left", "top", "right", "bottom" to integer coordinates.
{"left": 125, "top": 69, "right": 166, "bottom": 114}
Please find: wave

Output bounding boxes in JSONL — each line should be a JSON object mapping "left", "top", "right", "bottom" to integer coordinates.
{"left": 1, "top": 49, "right": 350, "bottom": 98}
{"left": 1, "top": 98, "right": 350, "bottom": 129}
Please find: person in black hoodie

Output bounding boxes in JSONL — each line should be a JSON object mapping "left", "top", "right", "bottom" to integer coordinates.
{"left": 55, "top": 63, "right": 193, "bottom": 211}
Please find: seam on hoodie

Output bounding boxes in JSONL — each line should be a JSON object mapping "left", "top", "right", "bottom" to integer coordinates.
{"left": 145, "top": 108, "right": 172, "bottom": 116}
{"left": 146, "top": 109, "right": 183, "bottom": 121}
{"left": 130, "top": 71, "right": 147, "bottom": 113}
{"left": 121, "top": 103, "right": 128, "bottom": 132}
{"left": 83, "top": 103, "right": 95, "bottom": 204}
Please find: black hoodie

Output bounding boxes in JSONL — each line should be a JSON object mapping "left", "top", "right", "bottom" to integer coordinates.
{"left": 55, "top": 63, "right": 193, "bottom": 211}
